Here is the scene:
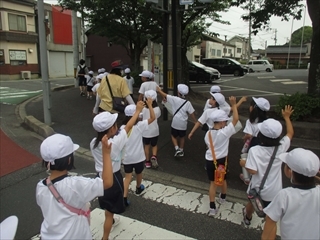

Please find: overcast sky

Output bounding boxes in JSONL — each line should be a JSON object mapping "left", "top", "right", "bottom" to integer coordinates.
{"left": 43, "top": 0, "right": 312, "bottom": 50}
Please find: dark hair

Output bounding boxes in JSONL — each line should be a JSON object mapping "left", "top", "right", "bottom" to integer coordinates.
{"left": 144, "top": 100, "right": 158, "bottom": 109}
{"left": 79, "top": 59, "right": 85, "bottom": 65}
{"left": 249, "top": 99, "right": 267, "bottom": 123}
{"left": 292, "top": 171, "right": 315, "bottom": 185}
{"left": 122, "top": 116, "right": 132, "bottom": 125}
{"left": 43, "top": 153, "right": 75, "bottom": 171}
{"left": 257, "top": 132, "right": 281, "bottom": 146}
{"left": 110, "top": 68, "right": 122, "bottom": 76}
{"left": 211, "top": 96, "right": 220, "bottom": 108}
{"left": 93, "top": 123, "right": 116, "bottom": 149}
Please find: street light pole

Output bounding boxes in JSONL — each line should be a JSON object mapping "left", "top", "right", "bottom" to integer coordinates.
{"left": 298, "top": 5, "right": 306, "bottom": 68}
{"left": 171, "top": 0, "right": 178, "bottom": 96}
{"left": 162, "top": 0, "right": 168, "bottom": 121}
{"left": 286, "top": 17, "right": 294, "bottom": 69}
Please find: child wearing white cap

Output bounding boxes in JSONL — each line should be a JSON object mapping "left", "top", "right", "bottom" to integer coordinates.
{"left": 142, "top": 90, "right": 162, "bottom": 168}
{"left": 205, "top": 97, "right": 239, "bottom": 216}
{"left": 122, "top": 99, "right": 155, "bottom": 206}
{"left": 262, "top": 148, "right": 320, "bottom": 240}
{"left": 203, "top": 86, "right": 232, "bottom": 114}
{"left": 240, "top": 105, "right": 294, "bottom": 227}
{"left": 90, "top": 101, "right": 145, "bottom": 240}
{"left": 123, "top": 68, "right": 135, "bottom": 100}
{"left": 239, "top": 97, "right": 270, "bottom": 185}
{"left": 92, "top": 74, "right": 104, "bottom": 116}
{"left": 157, "top": 84, "right": 197, "bottom": 157}
{"left": 85, "top": 71, "right": 95, "bottom": 100}
{"left": 138, "top": 70, "right": 158, "bottom": 101}
{"left": 0, "top": 215, "right": 18, "bottom": 240}
{"left": 36, "top": 134, "right": 113, "bottom": 239}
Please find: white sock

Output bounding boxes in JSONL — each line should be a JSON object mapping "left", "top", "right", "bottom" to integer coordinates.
{"left": 175, "top": 146, "right": 179, "bottom": 150}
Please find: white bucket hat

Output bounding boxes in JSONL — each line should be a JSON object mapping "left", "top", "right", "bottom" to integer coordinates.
{"left": 124, "top": 104, "right": 136, "bottom": 116}
{"left": 92, "top": 112, "right": 118, "bottom": 132}
{"left": 0, "top": 216, "right": 18, "bottom": 240}
{"left": 139, "top": 70, "right": 151, "bottom": 78}
{"left": 210, "top": 86, "right": 221, "bottom": 93}
{"left": 253, "top": 97, "right": 270, "bottom": 111}
{"left": 124, "top": 68, "right": 131, "bottom": 74}
{"left": 144, "top": 90, "right": 157, "bottom": 100}
{"left": 178, "top": 84, "right": 189, "bottom": 96}
{"left": 210, "top": 92, "right": 226, "bottom": 106}
{"left": 40, "top": 134, "right": 79, "bottom": 164}
{"left": 258, "top": 119, "right": 282, "bottom": 139}
{"left": 209, "top": 109, "right": 230, "bottom": 122}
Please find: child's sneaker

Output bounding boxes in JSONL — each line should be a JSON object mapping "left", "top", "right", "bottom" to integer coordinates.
{"left": 177, "top": 149, "right": 184, "bottom": 157}
{"left": 150, "top": 156, "right": 159, "bottom": 168}
{"left": 145, "top": 161, "right": 151, "bottom": 168}
{"left": 239, "top": 173, "right": 250, "bottom": 185}
{"left": 218, "top": 193, "right": 226, "bottom": 204}
{"left": 242, "top": 207, "right": 251, "bottom": 226}
{"left": 208, "top": 208, "right": 218, "bottom": 216}
{"left": 135, "top": 184, "right": 145, "bottom": 195}
{"left": 124, "top": 198, "right": 130, "bottom": 207}
{"left": 110, "top": 215, "right": 121, "bottom": 232}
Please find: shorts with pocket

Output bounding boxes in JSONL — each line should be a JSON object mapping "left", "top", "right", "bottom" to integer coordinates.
{"left": 143, "top": 136, "right": 158, "bottom": 147}
{"left": 123, "top": 161, "right": 144, "bottom": 174}
{"left": 206, "top": 157, "right": 228, "bottom": 182}
{"left": 171, "top": 127, "right": 186, "bottom": 138}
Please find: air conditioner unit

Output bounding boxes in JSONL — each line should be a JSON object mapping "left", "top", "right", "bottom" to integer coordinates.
{"left": 21, "top": 71, "right": 31, "bottom": 79}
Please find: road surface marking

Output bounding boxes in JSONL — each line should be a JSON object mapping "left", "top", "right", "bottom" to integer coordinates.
{"left": 258, "top": 76, "right": 275, "bottom": 79}
{"left": 282, "top": 81, "right": 307, "bottom": 85}
{"left": 270, "top": 79, "right": 292, "bottom": 82}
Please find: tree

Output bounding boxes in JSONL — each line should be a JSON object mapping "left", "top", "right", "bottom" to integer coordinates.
{"left": 291, "top": 26, "right": 313, "bottom": 45}
{"left": 231, "top": 0, "right": 320, "bottom": 96}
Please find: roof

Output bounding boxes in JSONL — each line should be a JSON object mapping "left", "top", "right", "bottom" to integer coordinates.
{"left": 202, "top": 34, "right": 235, "bottom": 47}
{"left": 266, "top": 45, "right": 308, "bottom": 54}
{"left": 228, "top": 35, "right": 247, "bottom": 43}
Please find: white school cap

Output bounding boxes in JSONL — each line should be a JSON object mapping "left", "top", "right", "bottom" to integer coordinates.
{"left": 40, "top": 134, "right": 79, "bottom": 164}
{"left": 0, "top": 216, "right": 18, "bottom": 240}
{"left": 124, "top": 68, "right": 131, "bottom": 74}
{"left": 139, "top": 70, "right": 151, "bottom": 78}
{"left": 88, "top": 71, "right": 94, "bottom": 75}
{"left": 97, "top": 74, "right": 105, "bottom": 80}
{"left": 209, "top": 109, "right": 230, "bottom": 122}
{"left": 97, "top": 68, "right": 102, "bottom": 73}
{"left": 178, "top": 84, "right": 189, "bottom": 96}
{"left": 253, "top": 97, "right": 270, "bottom": 111}
{"left": 149, "top": 72, "right": 154, "bottom": 79}
{"left": 210, "top": 85, "right": 221, "bottom": 93}
{"left": 258, "top": 119, "right": 282, "bottom": 139}
{"left": 279, "top": 148, "right": 320, "bottom": 177}
{"left": 92, "top": 112, "right": 118, "bottom": 132}
{"left": 210, "top": 92, "right": 225, "bottom": 106}
{"left": 124, "top": 104, "right": 136, "bottom": 117}
{"left": 101, "top": 68, "right": 106, "bottom": 73}
{"left": 145, "top": 90, "right": 157, "bottom": 100}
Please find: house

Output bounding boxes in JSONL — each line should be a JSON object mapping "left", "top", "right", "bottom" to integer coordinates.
{"left": 0, "top": 0, "right": 38, "bottom": 80}
{"left": 201, "top": 34, "right": 236, "bottom": 60}
{"left": 266, "top": 45, "right": 310, "bottom": 65}
{"left": 227, "top": 35, "right": 250, "bottom": 60}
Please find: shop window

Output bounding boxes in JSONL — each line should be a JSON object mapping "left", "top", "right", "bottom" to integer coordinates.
{"left": 9, "top": 50, "right": 27, "bottom": 65}
{"left": 8, "top": 14, "right": 26, "bottom": 32}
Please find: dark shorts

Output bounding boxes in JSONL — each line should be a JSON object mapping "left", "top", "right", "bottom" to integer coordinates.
{"left": 97, "top": 170, "right": 125, "bottom": 214}
{"left": 123, "top": 161, "right": 144, "bottom": 174}
{"left": 171, "top": 127, "right": 186, "bottom": 138}
{"left": 206, "top": 157, "right": 228, "bottom": 182}
{"left": 78, "top": 77, "right": 87, "bottom": 86}
{"left": 262, "top": 200, "right": 271, "bottom": 208}
{"left": 87, "top": 85, "right": 93, "bottom": 92}
{"left": 143, "top": 136, "right": 158, "bottom": 147}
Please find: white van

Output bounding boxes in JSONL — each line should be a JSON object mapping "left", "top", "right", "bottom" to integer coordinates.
{"left": 247, "top": 60, "right": 274, "bottom": 72}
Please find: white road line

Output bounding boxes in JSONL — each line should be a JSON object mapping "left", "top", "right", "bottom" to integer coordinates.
{"left": 258, "top": 76, "right": 275, "bottom": 79}
{"left": 0, "top": 95, "right": 29, "bottom": 99}
{"left": 270, "top": 79, "right": 292, "bottom": 82}
{"left": 282, "top": 81, "right": 307, "bottom": 85}
{"left": 0, "top": 90, "right": 42, "bottom": 96}
{"left": 0, "top": 87, "right": 9, "bottom": 89}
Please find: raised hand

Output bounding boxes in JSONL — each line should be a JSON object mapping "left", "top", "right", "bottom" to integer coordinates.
{"left": 282, "top": 105, "right": 294, "bottom": 119}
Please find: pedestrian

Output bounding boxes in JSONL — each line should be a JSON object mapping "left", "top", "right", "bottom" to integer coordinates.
{"left": 97, "top": 60, "right": 134, "bottom": 113}
{"left": 239, "top": 97, "right": 270, "bottom": 185}
{"left": 157, "top": 84, "right": 197, "bottom": 157}
{"left": 262, "top": 148, "right": 320, "bottom": 240}
{"left": 77, "top": 59, "right": 89, "bottom": 97}
{"left": 90, "top": 101, "right": 145, "bottom": 240}
{"left": 142, "top": 90, "right": 161, "bottom": 168}
{"left": 86, "top": 71, "right": 95, "bottom": 100}
{"left": 0, "top": 215, "right": 18, "bottom": 240}
{"left": 123, "top": 68, "right": 135, "bottom": 100}
{"left": 122, "top": 100, "right": 155, "bottom": 206}
{"left": 205, "top": 97, "right": 239, "bottom": 216}
{"left": 240, "top": 105, "right": 294, "bottom": 227}
{"left": 204, "top": 86, "right": 231, "bottom": 114}
{"left": 36, "top": 133, "right": 113, "bottom": 239}
{"left": 138, "top": 70, "right": 157, "bottom": 101}
{"left": 92, "top": 73, "right": 104, "bottom": 116}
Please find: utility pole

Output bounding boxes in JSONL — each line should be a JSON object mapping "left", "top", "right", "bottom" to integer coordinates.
{"left": 37, "top": 0, "right": 51, "bottom": 125}
{"left": 265, "top": 41, "right": 267, "bottom": 57}
{"left": 223, "top": 35, "right": 227, "bottom": 57}
{"left": 274, "top": 29, "right": 277, "bottom": 45}
{"left": 171, "top": 0, "right": 178, "bottom": 96}
{"left": 72, "top": 10, "right": 79, "bottom": 87}
{"left": 162, "top": 0, "right": 168, "bottom": 121}
{"left": 80, "top": 2, "right": 86, "bottom": 61}
{"left": 298, "top": 5, "right": 307, "bottom": 68}
{"left": 286, "top": 18, "right": 294, "bottom": 69}
{"left": 248, "top": 0, "right": 252, "bottom": 62}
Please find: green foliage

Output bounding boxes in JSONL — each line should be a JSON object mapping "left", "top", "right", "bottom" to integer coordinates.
{"left": 291, "top": 26, "right": 313, "bottom": 45}
{"left": 276, "top": 93, "right": 320, "bottom": 121}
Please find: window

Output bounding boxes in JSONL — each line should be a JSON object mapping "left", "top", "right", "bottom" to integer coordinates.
{"left": 253, "top": 61, "right": 263, "bottom": 65}
{"left": 228, "top": 49, "right": 232, "bottom": 54}
{"left": 237, "top": 48, "right": 241, "bottom": 53}
{"left": 211, "top": 49, "right": 216, "bottom": 56}
{"left": 8, "top": 14, "right": 26, "bottom": 32}
{"left": 0, "top": 12, "right": 2, "bottom": 30}
{"left": 217, "top": 50, "right": 221, "bottom": 57}
{"left": 0, "top": 50, "right": 4, "bottom": 65}
{"left": 9, "top": 50, "right": 27, "bottom": 65}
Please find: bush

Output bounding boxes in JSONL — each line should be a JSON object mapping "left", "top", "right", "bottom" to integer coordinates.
{"left": 276, "top": 93, "right": 320, "bottom": 121}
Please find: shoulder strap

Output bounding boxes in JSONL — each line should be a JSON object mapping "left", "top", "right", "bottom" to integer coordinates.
{"left": 208, "top": 131, "right": 228, "bottom": 169}
{"left": 46, "top": 178, "right": 90, "bottom": 218}
{"left": 173, "top": 100, "right": 188, "bottom": 117}
{"left": 105, "top": 76, "right": 114, "bottom": 98}
{"left": 258, "top": 146, "right": 279, "bottom": 193}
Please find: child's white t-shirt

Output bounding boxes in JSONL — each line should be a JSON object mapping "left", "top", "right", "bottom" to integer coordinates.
{"left": 123, "top": 120, "right": 148, "bottom": 164}
{"left": 166, "top": 95, "right": 195, "bottom": 130}
{"left": 92, "top": 83, "right": 100, "bottom": 94}
{"left": 90, "top": 129, "right": 128, "bottom": 174}
{"left": 85, "top": 75, "right": 95, "bottom": 87}
{"left": 36, "top": 176, "right": 103, "bottom": 239}
{"left": 138, "top": 81, "right": 158, "bottom": 95}
{"left": 198, "top": 107, "right": 218, "bottom": 129}
{"left": 123, "top": 76, "right": 135, "bottom": 94}
{"left": 142, "top": 106, "right": 161, "bottom": 138}
{"left": 204, "top": 123, "right": 236, "bottom": 160}
{"left": 263, "top": 186, "right": 320, "bottom": 240}
{"left": 92, "top": 83, "right": 101, "bottom": 114}
{"left": 245, "top": 136, "right": 291, "bottom": 201}
{"left": 243, "top": 119, "right": 259, "bottom": 137}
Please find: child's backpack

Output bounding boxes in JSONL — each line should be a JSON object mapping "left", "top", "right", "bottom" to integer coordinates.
{"left": 78, "top": 65, "right": 87, "bottom": 75}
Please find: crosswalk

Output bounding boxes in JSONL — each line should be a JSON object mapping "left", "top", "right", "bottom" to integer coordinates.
{"left": 258, "top": 76, "right": 307, "bottom": 85}
{"left": 0, "top": 86, "right": 42, "bottom": 105}
{"left": 30, "top": 179, "right": 280, "bottom": 239}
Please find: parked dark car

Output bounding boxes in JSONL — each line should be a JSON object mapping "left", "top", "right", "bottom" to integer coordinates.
{"left": 189, "top": 61, "right": 221, "bottom": 83}
{"left": 201, "top": 58, "right": 248, "bottom": 76}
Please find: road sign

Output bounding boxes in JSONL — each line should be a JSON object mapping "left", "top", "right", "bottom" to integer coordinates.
{"left": 180, "top": 0, "right": 193, "bottom": 5}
